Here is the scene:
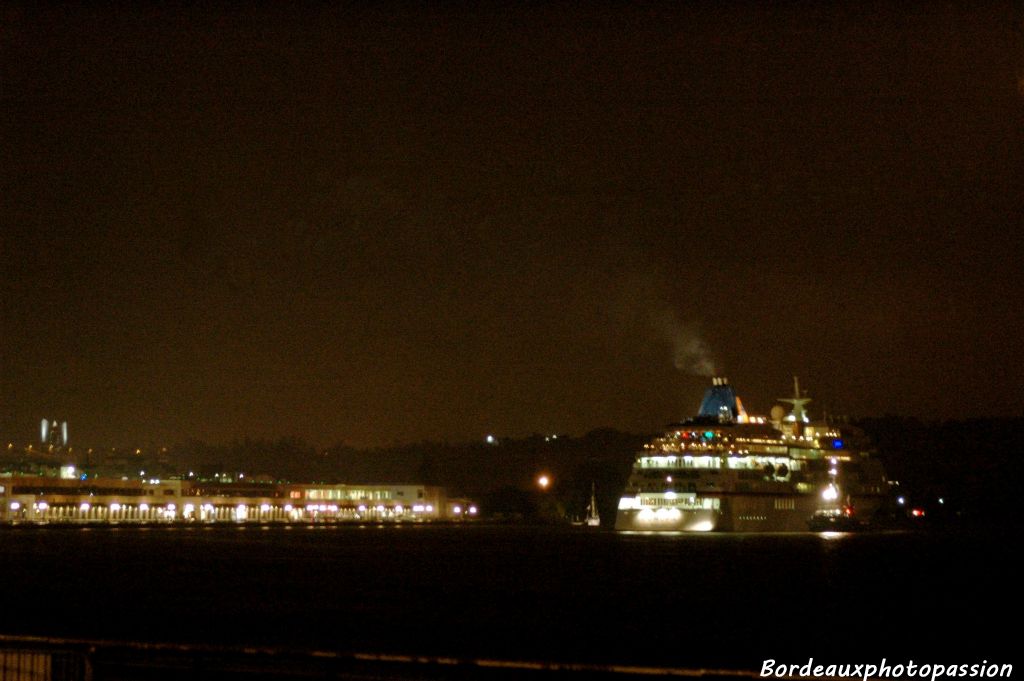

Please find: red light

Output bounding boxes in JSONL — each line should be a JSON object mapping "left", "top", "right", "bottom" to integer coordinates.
{"left": 911, "top": 508, "right": 925, "bottom": 517}
{"left": 843, "top": 506, "right": 854, "bottom": 516}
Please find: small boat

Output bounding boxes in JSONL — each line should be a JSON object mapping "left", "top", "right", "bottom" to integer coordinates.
{"left": 584, "top": 482, "right": 600, "bottom": 527}
{"left": 807, "top": 506, "right": 866, "bottom": 532}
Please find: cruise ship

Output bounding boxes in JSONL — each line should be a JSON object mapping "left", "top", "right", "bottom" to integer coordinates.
{"left": 615, "top": 377, "right": 889, "bottom": 532}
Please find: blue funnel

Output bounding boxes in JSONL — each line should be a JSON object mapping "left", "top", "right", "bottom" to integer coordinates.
{"left": 698, "top": 378, "right": 740, "bottom": 422}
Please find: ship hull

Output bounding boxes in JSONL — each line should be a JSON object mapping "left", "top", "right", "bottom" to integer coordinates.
{"left": 615, "top": 494, "right": 888, "bottom": 532}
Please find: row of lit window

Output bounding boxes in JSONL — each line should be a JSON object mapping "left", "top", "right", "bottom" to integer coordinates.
{"left": 303, "top": 489, "right": 393, "bottom": 501}
{"left": 637, "top": 496, "right": 720, "bottom": 510}
{"left": 638, "top": 456, "right": 721, "bottom": 469}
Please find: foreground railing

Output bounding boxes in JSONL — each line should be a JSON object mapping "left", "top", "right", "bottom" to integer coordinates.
{"left": 1, "top": 635, "right": 766, "bottom": 681}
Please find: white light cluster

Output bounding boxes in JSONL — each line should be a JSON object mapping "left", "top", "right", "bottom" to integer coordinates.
{"left": 637, "top": 507, "right": 683, "bottom": 524}
{"left": 618, "top": 496, "right": 641, "bottom": 510}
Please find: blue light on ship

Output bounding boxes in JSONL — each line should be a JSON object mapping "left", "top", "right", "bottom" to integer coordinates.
{"left": 833, "top": 439, "right": 843, "bottom": 449}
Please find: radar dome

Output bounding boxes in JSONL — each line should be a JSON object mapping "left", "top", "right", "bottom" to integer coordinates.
{"left": 770, "top": 405, "right": 786, "bottom": 422}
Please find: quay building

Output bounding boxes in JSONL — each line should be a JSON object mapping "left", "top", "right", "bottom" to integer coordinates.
{"left": 0, "top": 476, "right": 477, "bottom": 524}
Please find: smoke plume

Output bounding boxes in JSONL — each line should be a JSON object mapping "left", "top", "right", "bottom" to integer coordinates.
{"left": 652, "top": 309, "right": 717, "bottom": 377}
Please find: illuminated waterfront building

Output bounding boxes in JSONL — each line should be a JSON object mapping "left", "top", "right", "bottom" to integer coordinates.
{"left": 0, "top": 477, "right": 474, "bottom": 524}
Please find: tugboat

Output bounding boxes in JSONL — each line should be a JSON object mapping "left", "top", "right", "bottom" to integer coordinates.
{"left": 615, "top": 377, "right": 890, "bottom": 532}
{"left": 807, "top": 506, "right": 867, "bottom": 532}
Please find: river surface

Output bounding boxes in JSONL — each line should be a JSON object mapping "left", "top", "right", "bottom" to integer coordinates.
{"left": 0, "top": 525, "right": 1014, "bottom": 671}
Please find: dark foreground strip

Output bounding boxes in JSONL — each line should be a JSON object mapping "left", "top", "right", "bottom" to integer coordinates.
{"left": 1, "top": 634, "right": 764, "bottom": 680}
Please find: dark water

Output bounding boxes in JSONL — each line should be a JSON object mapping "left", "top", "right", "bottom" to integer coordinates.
{"left": 0, "top": 525, "right": 1015, "bottom": 671}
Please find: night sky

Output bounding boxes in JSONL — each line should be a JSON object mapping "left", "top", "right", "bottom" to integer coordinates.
{"left": 2, "top": 2, "right": 1022, "bottom": 448}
